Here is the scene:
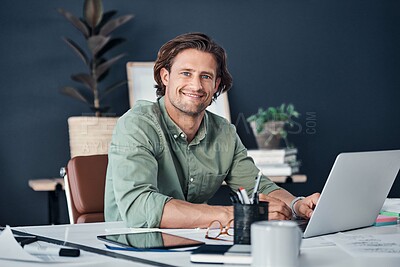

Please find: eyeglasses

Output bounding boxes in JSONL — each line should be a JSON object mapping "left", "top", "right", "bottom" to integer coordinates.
{"left": 205, "top": 219, "right": 234, "bottom": 242}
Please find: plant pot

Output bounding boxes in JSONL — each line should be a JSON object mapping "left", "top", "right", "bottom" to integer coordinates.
{"left": 250, "top": 121, "right": 285, "bottom": 149}
{"left": 67, "top": 116, "right": 118, "bottom": 158}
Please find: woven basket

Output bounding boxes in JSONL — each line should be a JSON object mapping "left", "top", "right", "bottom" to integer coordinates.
{"left": 67, "top": 116, "right": 118, "bottom": 158}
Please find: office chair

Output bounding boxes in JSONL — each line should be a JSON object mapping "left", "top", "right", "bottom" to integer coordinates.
{"left": 62, "top": 154, "right": 108, "bottom": 224}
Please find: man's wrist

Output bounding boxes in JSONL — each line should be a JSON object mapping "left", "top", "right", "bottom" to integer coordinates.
{"left": 290, "top": 196, "right": 305, "bottom": 219}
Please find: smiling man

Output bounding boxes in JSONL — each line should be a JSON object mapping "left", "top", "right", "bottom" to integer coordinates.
{"left": 105, "top": 32, "right": 319, "bottom": 228}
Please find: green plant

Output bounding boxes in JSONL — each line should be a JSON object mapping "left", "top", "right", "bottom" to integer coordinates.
{"left": 247, "top": 103, "right": 300, "bottom": 134}
{"left": 247, "top": 103, "right": 300, "bottom": 148}
{"left": 58, "top": 0, "right": 134, "bottom": 116}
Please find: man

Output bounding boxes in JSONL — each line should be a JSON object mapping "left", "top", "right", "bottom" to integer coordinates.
{"left": 105, "top": 32, "right": 319, "bottom": 228}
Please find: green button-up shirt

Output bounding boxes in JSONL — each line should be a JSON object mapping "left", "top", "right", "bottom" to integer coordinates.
{"left": 105, "top": 97, "right": 280, "bottom": 227}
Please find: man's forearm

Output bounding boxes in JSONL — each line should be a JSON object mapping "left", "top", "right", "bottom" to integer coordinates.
{"left": 159, "top": 199, "right": 233, "bottom": 228}
{"left": 268, "top": 188, "right": 295, "bottom": 207}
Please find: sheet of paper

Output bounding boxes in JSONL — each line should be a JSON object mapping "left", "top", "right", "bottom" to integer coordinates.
{"left": 382, "top": 198, "right": 400, "bottom": 213}
{"left": 0, "top": 226, "right": 43, "bottom": 262}
{"left": 1, "top": 226, "right": 102, "bottom": 265}
{"left": 301, "top": 236, "right": 336, "bottom": 249}
{"left": 326, "top": 232, "right": 400, "bottom": 257}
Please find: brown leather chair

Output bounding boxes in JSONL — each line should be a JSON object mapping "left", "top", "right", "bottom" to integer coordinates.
{"left": 63, "top": 154, "right": 108, "bottom": 224}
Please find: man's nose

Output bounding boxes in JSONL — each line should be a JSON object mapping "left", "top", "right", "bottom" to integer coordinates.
{"left": 189, "top": 76, "right": 203, "bottom": 90}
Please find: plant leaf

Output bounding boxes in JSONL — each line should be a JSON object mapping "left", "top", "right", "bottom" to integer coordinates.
{"left": 63, "top": 37, "right": 89, "bottom": 66}
{"left": 97, "top": 10, "right": 117, "bottom": 28}
{"left": 57, "top": 8, "right": 89, "bottom": 38}
{"left": 100, "top": 80, "right": 127, "bottom": 100}
{"left": 71, "top": 73, "right": 96, "bottom": 91}
{"left": 99, "top": 14, "right": 134, "bottom": 36}
{"left": 279, "top": 103, "right": 285, "bottom": 114}
{"left": 97, "top": 38, "right": 126, "bottom": 58}
{"left": 95, "top": 53, "right": 125, "bottom": 79}
{"left": 247, "top": 114, "right": 256, "bottom": 122}
{"left": 84, "top": 0, "right": 103, "bottom": 29}
{"left": 60, "top": 86, "right": 89, "bottom": 103}
{"left": 287, "top": 104, "right": 294, "bottom": 115}
{"left": 94, "top": 58, "right": 110, "bottom": 82}
{"left": 87, "top": 35, "right": 111, "bottom": 56}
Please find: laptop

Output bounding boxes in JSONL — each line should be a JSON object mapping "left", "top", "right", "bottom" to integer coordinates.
{"left": 301, "top": 149, "right": 400, "bottom": 238}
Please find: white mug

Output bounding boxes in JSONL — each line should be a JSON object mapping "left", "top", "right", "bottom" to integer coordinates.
{"left": 251, "top": 221, "right": 302, "bottom": 267}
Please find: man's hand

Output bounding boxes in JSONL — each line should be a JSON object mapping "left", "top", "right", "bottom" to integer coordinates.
{"left": 258, "top": 193, "right": 292, "bottom": 220}
{"left": 294, "top": 193, "right": 320, "bottom": 219}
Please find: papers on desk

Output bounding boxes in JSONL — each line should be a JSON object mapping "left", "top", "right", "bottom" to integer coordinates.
{"left": 0, "top": 226, "right": 42, "bottom": 262}
{"left": 190, "top": 244, "right": 252, "bottom": 264}
{"left": 381, "top": 198, "right": 400, "bottom": 217}
{"left": 326, "top": 233, "right": 400, "bottom": 257}
{"left": 0, "top": 226, "right": 70, "bottom": 263}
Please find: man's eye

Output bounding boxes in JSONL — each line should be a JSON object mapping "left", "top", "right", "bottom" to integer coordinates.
{"left": 201, "top": 75, "right": 211, "bottom": 79}
{"left": 182, "top": 72, "right": 190, "bottom": 76}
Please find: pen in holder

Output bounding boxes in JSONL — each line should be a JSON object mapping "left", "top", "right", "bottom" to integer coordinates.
{"left": 233, "top": 202, "right": 268, "bottom": 244}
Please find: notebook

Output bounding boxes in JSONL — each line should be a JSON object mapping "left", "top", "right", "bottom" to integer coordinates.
{"left": 301, "top": 149, "right": 400, "bottom": 238}
{"left": 190, "top": 244, "right": 251, "bottom": 264}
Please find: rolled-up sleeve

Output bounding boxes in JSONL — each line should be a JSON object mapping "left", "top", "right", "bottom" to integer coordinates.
{"left": 105, "top": 112, "right": 171, "bottom": 228}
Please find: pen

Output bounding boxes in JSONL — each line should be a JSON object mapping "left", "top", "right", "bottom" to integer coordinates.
{"left": 251, "top": 171, "right": 263, "bottom": 204}
{"left": 239, "top": 187, "right": 251, "bottom": 204}
{"left": 236, "top": 190, "right": 244, "bottom": 204}
{"left": 229, "top": 191, "right": 240, "bottom": 203}
{"left": 24, "top": 245, "right": 80, "bottom": 257}
{"left": 253, "top": 191, "right": 259, "bottom": 204}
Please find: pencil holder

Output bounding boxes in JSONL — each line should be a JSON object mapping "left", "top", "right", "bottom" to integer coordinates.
{"left": 233, "top": 202, "right": 268, "bottom": 244}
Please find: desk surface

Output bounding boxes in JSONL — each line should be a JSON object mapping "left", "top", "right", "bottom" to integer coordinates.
{"left": 11, "top": 219, "right": 400, "bottom": 267}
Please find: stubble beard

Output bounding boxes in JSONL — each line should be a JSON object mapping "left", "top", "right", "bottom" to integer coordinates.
{"left": 171, "top": 97, "right": 208, "bottom": 117}
{"left": 171, "top": 89, "right": 212, "bottom": 117}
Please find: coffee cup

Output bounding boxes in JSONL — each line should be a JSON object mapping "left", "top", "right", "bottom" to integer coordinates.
{"left": 251, "top": 220, "right": 302, "bottom": 267}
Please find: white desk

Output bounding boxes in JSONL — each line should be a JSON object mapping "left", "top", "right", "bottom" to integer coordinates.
{"left": 9, "top": 220, "right": 400, "bottom": 267}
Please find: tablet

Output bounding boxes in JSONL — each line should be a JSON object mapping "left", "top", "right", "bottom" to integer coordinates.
{"left": 97, "top": 231, "right": 205, "bottom": 249}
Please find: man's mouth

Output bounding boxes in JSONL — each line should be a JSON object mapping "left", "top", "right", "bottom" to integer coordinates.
{"left": 182, "top": 91, "right": 205, "bottom": 99}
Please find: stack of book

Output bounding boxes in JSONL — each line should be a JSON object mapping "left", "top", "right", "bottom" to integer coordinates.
{"left": 247, "top": 148, "right": 300, "bottom": 177}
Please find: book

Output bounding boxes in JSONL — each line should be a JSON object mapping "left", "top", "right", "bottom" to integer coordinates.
{"left": 247, "top": 149, "right": 298, "bottom": 165}
{"left": 268, "top": 174, "right": 307, "bottom": 183}
{"left": 380, "top": 198, "right": 400, "bottom": 217}
{"left": 251, "top": 154, "right": 297, "bottom": 165}
{"left": 374, "top": 214, "right": 398, "bottom": 226}
{"left": 379, "top": 211, "right": 400, "bottom": 217}
{"left": 247, "top": 148, "right": 298, "bottom": 157}
{"left": 257, "top": 161, "right": 301, "bottom": 176}
{"left": 190, "top": 244, "right": 251, "bottom": 265}
{"left": 257, "top": 164, "right": 292, "bottom": 176}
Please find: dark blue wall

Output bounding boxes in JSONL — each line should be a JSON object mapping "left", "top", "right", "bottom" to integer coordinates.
{"left": 1, "top": 0, "right": 399, "bottom": 226}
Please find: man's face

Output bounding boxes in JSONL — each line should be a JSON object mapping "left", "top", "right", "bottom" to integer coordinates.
{"left": 160, "top": 48, "right": 221, "bottom": 118}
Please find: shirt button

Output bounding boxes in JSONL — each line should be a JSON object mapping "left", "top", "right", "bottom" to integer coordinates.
{"left": 180, "top": 133, "right": 185, "bottom": 138}
{"left": 173, "top": 134, "right": 178, "bottom": 139}
{"left": 190, "top": 178, "right": 194, "bottom": 182}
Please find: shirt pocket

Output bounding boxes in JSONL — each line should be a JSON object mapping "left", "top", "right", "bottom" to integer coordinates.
{"left": 190, "top": 170, "right": 229, "bottom": 203}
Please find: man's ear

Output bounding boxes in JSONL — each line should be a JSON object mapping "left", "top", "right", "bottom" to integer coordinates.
{"left": 160, "top": 68, "right": 169, "bottom": 87}
{"left": 214, "top": 77, "right": 221, "bottom": 94}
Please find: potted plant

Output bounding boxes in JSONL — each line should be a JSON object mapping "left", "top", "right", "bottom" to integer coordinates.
{"left": 247, "top": 103, "right": 300, "bottom": 149}
{"left": 58, "top": 0, "right": 133, "bottom": 158}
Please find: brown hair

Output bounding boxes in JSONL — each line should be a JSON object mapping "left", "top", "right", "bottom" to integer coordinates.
{"left": 154, "top": 32, "right": 233, "bottom": 101}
